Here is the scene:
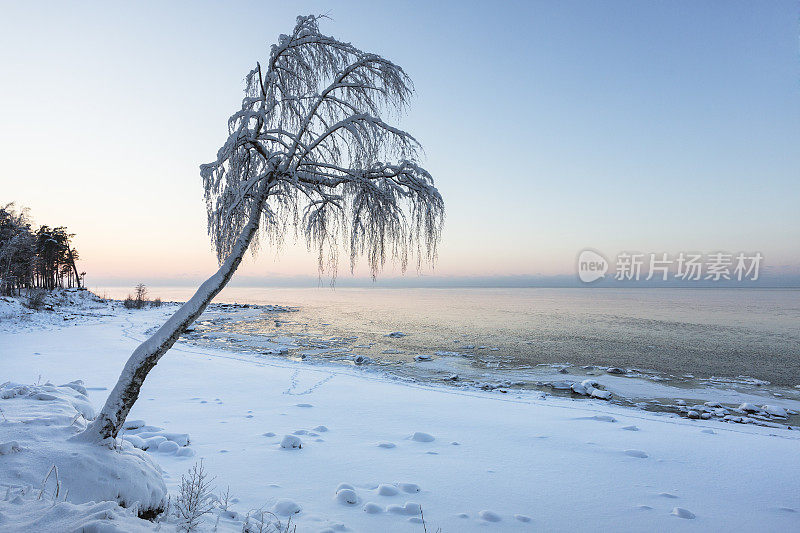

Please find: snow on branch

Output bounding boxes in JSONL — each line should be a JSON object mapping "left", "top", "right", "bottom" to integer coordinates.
{"left": 201, "top": 14, "right": 443, "bottom": 277}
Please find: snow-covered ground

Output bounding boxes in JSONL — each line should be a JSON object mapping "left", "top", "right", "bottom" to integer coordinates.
{"left": 1, "top": 290, "right": 799, "bottom": 532}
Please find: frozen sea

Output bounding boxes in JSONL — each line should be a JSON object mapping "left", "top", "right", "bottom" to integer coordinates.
{"left": 96, "top": 287, "right": 800, "bottom": 387}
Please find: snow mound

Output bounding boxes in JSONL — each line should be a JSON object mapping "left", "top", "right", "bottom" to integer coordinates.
{"left": 377, "top": 484, "right": 399, "bottom": 496}
{"left": 280, "top": 435, "right": 302, "bottom": 449}
{"left": 363, "top": 502, "right": 384, "bottom": 513}
{"left": 335, "top": 488, "right": 358, "bottom": 505}
{"left": 272, "top": 498, "right": 301, "bottom": 516}
{"left": 0, "top": 382, "right": 166, "bottom": 515}
{"left": 398, "top": 483, "right": 420, "bottom": 493}
{"left": 0, "top": 493, "right": 155, "bottom": 532}
{"left": 387, "top": 501, "right": 421, "bottom": 515}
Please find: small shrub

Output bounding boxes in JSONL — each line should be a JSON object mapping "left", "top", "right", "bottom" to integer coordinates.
{"left": 151, "top": 297, "right": 162, "bottom": 307}
{"left": 241, "top": 510, "right": 296, "bottom": 533}
{"left": 123, "top": 295, "right": 137, "bottom": 309}
{"left": 174, "top": 460, "right": 215, "bottom": 532}
{"left": 134, "top": 283, "right": 148, "bottom": 305}
{"left": 123, "top": 284, "right": 151, "bottom": 309}
{"left": 24, "top": 289, "right": 47, "bottom": 310}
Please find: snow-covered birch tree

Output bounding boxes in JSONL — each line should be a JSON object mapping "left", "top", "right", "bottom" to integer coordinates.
{"left": 78, "top": 15, "right": 444, "bottom": 442}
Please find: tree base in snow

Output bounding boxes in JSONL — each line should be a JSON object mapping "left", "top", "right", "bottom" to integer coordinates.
{"left": 0, "top": 381, "right": 167, "bottom": 518}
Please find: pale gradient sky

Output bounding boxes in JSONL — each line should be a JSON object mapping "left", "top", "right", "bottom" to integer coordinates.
{"left": 1, "top": 1, "right": 798, "bottom": 285}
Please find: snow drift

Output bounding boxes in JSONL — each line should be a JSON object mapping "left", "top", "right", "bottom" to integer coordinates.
{"left": 0, "top": 381, "right": 167, "bottom": 516}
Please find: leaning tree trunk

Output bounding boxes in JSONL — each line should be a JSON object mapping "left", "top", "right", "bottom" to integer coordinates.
{"left": 67, "top": 248, "right": 81, "bottom": 289}
{"left": 76, "top": 181, "right": 271, "bottom": 443}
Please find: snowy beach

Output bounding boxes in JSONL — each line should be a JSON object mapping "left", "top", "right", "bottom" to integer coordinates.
{"left": 2, "top": 291, "right": 799, "bottom": 532}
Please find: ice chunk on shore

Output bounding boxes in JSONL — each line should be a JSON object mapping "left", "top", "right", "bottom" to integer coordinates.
{"left": 591, "top": 389, "right": 612, "bottom": 400}
{"left": 571, "top": 383, "right": 588, "bottom": 395}
{"left": 762, "top": 405, "right": 788, "bottom": 417}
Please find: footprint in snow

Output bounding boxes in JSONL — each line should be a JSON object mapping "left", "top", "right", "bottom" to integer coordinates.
{"left": 578, "top": 415, "right": 616, "bottom": 423}
{"left": 701, "top": 429, "right": 716, "bottom": 434}
{"left": 636, "top": 505, "right": 654, "bottom": 511}
{"left": 624, "top": 449, "right": 648, "bottom": 458}
{"left": 263, "top": 432, "right": 276, "bottom": 437}
{"left": 478, "top": 510, "right": 502, "bottom": 522}
{"left": 515, "top": 514, "right": 532, "bottom": 522}
{"left": 296, "top": 403, "right": 313, "bottom": 408}
{"left": 621, "top": 425, "right": 639, "bottom": 431}
{"left": 377, "top": 442, "right": 396, "bottom": 449}
{"left": 314, "top": 425, "right": 329, "bottom": 432}
{"left": 659, "top": 492, "right": 679, "bottom": 499}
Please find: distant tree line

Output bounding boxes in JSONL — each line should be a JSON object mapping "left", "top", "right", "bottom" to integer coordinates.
{"left": 0, "top": 203, "right": 84, "bottom": 296}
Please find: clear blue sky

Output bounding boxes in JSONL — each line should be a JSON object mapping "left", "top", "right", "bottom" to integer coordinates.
{"left": 1, "top": 1, "right": 798, "bottom": 285}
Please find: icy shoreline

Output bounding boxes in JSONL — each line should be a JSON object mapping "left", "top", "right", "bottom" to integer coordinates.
{"left": 2, "top": 290, "right": 800, "bottom": 531}
{"left": 173, "top": 299, "right": 800, "bottom": 430}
